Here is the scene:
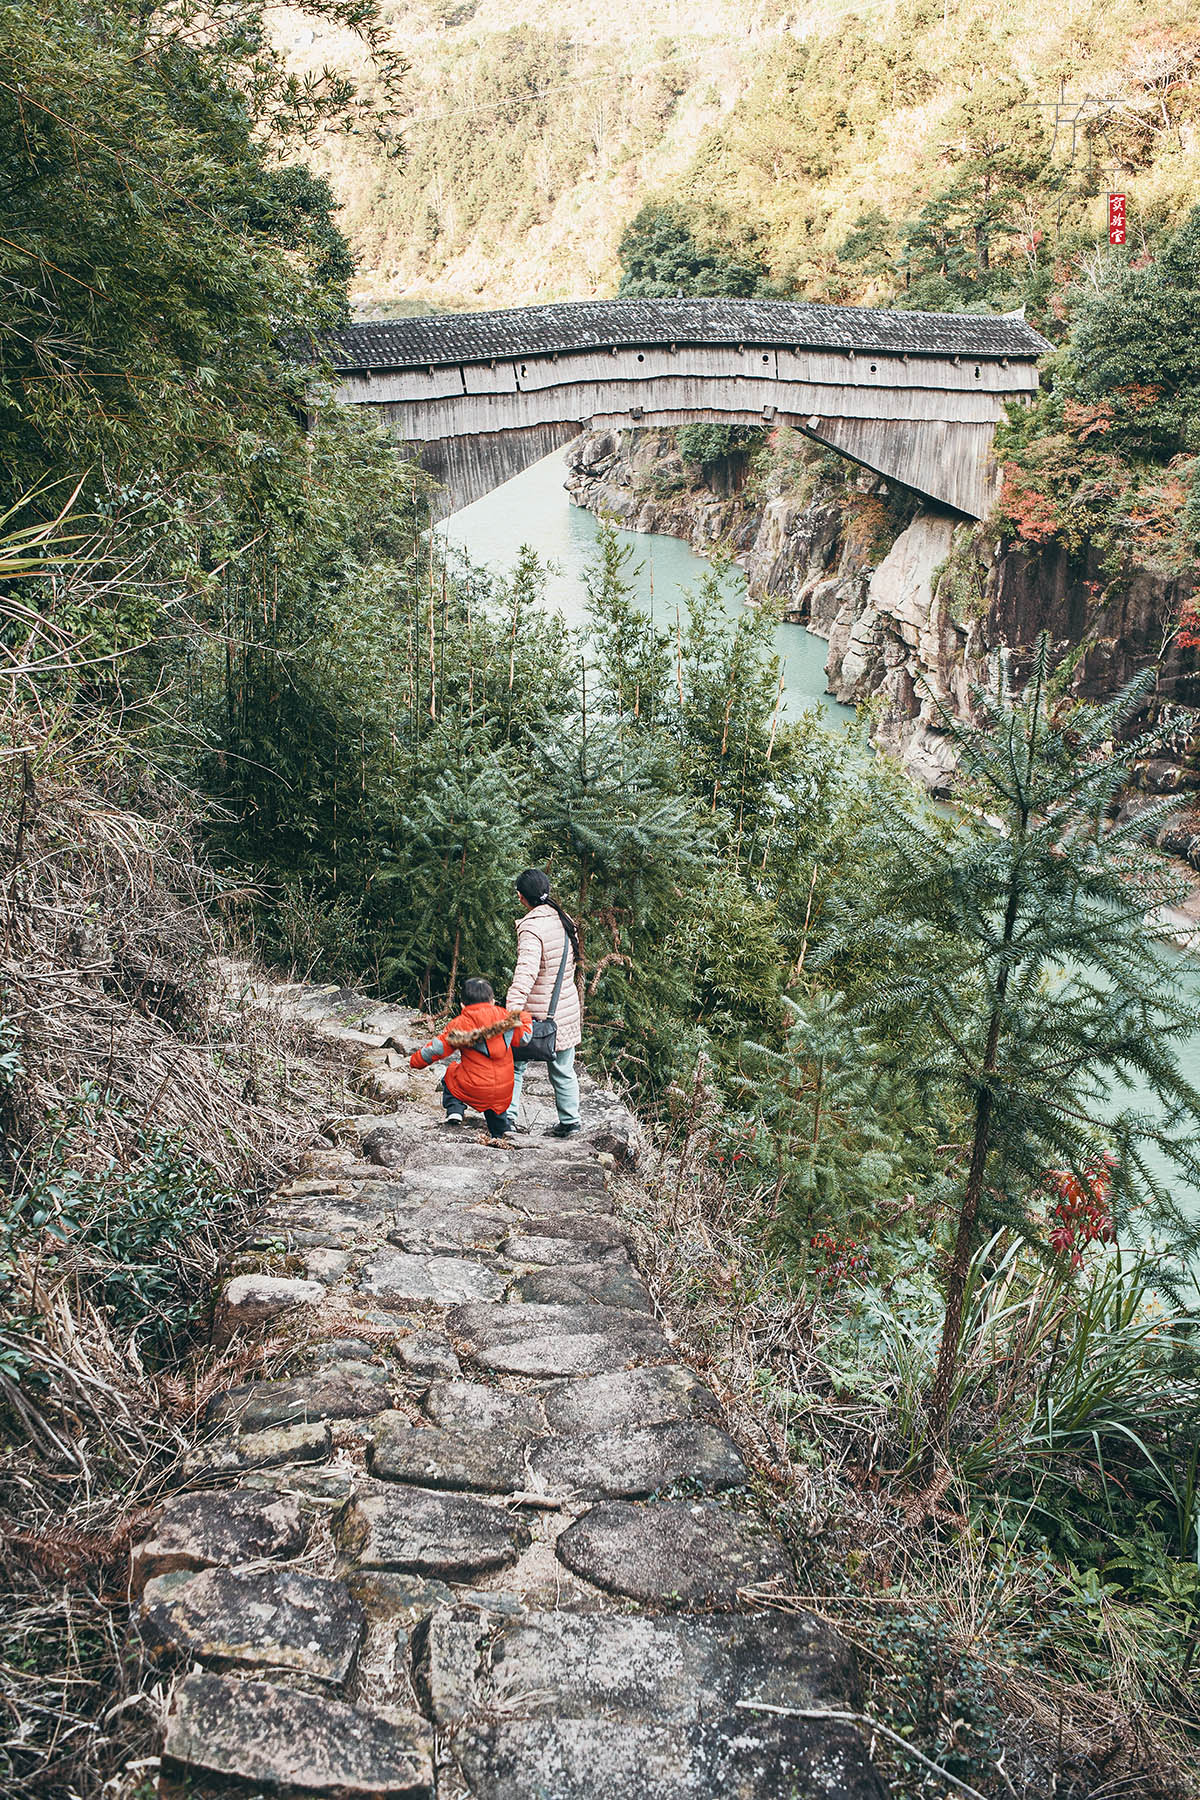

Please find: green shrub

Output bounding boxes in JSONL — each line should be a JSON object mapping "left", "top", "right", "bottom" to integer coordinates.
{"left": 676, "top": 424, "right": 765, "bottom": 469}
{"left": 2, "top": 1093, "right": 243, "bottom": 1369}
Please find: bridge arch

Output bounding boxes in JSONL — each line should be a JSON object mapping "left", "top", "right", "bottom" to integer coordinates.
{"left": 320, "top": 298, "right": 1049, "bottom": 521}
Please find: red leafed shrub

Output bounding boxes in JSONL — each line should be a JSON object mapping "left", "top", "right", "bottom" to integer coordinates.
{"left": 1061, "top": 398, "right": 1115, "bottom": 441}
{"left": 1000, "top": 462, "right": 1063, "bottom": 544}
{"left": 1176, "top": 596, "right": 1200, "bottom": 648}
{"left": 1043, "top": 1159, "right": 1116, "bottom": 1266}
{"left": 810, "top": 1230, "right": 871, "bottom": 1288}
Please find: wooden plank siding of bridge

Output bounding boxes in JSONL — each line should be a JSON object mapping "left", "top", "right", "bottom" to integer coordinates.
{"left": 316, "top": 299, "right": 1051, "bottom": 521}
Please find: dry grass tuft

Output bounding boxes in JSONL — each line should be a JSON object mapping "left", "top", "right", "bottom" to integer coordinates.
{"left": 0, "top": 691, "right": 362, "bottom": 1797}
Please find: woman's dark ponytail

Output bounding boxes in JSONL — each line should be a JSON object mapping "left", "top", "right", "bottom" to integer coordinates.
{"left": 516, "top": 867, "right": 580, "bottom": 964}
{"left": 549, "top": 896, "right": 581, "bottom": 965}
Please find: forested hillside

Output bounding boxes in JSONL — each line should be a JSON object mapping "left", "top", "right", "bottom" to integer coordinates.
{"left": 297, "top": 0, "right": 1199, "bottom": 313}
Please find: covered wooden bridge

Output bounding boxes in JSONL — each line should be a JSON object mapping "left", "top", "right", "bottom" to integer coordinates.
{"left": 318, "top": 298, "right": 1050, "bottom": 520}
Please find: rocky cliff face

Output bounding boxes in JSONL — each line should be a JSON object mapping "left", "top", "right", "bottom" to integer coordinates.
{"left": 566, "top": 426, "right": 1200, "bottom": 867}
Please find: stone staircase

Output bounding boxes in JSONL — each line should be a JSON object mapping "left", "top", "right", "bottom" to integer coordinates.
{"left": 136, "top": 984, "right": 888, "bottom": 1798}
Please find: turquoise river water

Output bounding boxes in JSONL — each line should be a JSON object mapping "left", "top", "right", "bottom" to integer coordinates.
{"left": 441, "top": 452, "right": 853, "bottom": 725}
{"left": 441, "top": 452, "right": 1200, "bottom": 1242}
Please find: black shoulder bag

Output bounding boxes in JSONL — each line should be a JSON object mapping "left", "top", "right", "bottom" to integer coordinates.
{"left": 511, "top": 936, "right": 570, "bottom": 1063}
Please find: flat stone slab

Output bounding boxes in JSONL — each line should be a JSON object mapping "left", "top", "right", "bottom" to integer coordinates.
{"left": 278, "top": 1177, "right": 356, "bottom": 1198}
{"left": 131, "top": 1490, "right": 306, "bottom": 1590}
{"left": 448, "top": 1302, "right": 668, "bottom": 1378}
{"left": 214, "top": 1274, "right": 324, "bottom": 1343}
{"left": 392, "top": 1331, "right": 462, "bottom": 1381}
{"left": 506, "top": 1184, "right": 615, "bottom": 1218}
{"left": 502, "top": 1232, "right": 625, "bottom": 1266}
{"left": 336, "top": 1488, "right": 530, "bottom": 1576}
{"left": 508, "top": 1163, "right": 608, "bottom": 1194}
{"left": 555, "top": 1500, "right": 793, "bottom": 1607}
{"left": 361, "top": 1250, "right": 506, "bottom": 1307}
{"left": 467, "top": 1333, "right": 662, "bottom": 1380}
{"left": 361, "top": 1122, "right": 422, "bottom": 1168}
{"left": 246, "top": 1463, "right": 356, "bottom": 1504}
{"left": 304, "top": 1246, "right": 352, "bottom": 1282}
{"left": 208, "top": 1361, "right": 393, "bottom": 1430}
{"left": 369, "top": 1417, "right": 532, "bottom": 1493}
{"left": 505, "top": 1213, "right": 630, "bottom": 1252}
{"left": 427, "top": 1606, "right": 859, "bottom": 1724}
{"left": 530, "top": 1421, "right": 747, "bottom": 1499}
{"left": 304, "top": 1336, "right": 375, "bottom": 1364}
{"left": 544, "top": 1365, "right": 719, "bottom": 1436}
{"left": 164, "top": 1670, "right": 433, "bottom": 1797}
{"left": 395, "top": 1164, "right": 501, "bottom": 1199}
{"left": 454, "top": 1716, "right": 886, "bottom": 1800}
{"left": 140, "top": 1564, "right": 364, "bottom": 1683}
{"left": 388, "top": 1203, "right": 518, "bottom": 1256}
{"left": 508, "top": 1260, "right": 651, "bottom": 1311}
{"left": 423, "top": 1379, "right": 545, "bottom": 1436}
{"left": 274, "top": 1201, "right": 395, "bottom": 1240}
{"left": 181, "top": 1420, "right": 332, "bottom": 1482}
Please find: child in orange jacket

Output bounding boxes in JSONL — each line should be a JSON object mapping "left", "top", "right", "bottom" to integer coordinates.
{"left": 409, "top": 977, "right": 532, "bottom": 1143}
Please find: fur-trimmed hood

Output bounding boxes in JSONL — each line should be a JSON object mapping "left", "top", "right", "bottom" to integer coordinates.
{"left": 444, "top": 1005, "right": 524, "bottom": 1051}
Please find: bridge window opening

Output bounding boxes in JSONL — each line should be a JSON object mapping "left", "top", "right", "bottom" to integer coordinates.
{"left": 761, "top": 354, "right": 769, "bottom": 363}
{"left": 974, "top": 365, "right": 981, "bottom": 379}
{"left": 870, "top": 362, "right": 877, "bottom": 373}
{"left": 637, "top": 353, "right": 645, "bottom": 362}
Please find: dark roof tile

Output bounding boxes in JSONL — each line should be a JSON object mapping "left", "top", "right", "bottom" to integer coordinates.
{"left": 312, "top": 298, "right": 1049, "bottom": 370}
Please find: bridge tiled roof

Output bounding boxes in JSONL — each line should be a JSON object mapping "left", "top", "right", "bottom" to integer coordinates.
{"left": 318, "top": 298, "right": 1050, "bottom": 370}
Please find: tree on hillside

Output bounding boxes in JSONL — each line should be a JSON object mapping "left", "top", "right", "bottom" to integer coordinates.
{"left": 900, "top": 78, "right": 1052, "bottom": 307}
{"left": 996, "top": 205, "right": 1200, "bottom": 568}
{"left": 1068, "top": 204, "right": 1200, "bottom": 458}
{"left": 0, "top": 0, "right": 398, "bottom": 517}
{"left": 617, "top": 202, "right": 775, "bottom": 298}
{"left": 827, "top": 639, "right": 1200, "bottom": 1458}
{"left": 583, "top": 522, "right": 672, "bottom": 729}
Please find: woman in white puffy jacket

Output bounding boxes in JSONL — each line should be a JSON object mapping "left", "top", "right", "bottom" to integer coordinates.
{"left": 505, "top": 868, "right": 582, "bottom": 1137}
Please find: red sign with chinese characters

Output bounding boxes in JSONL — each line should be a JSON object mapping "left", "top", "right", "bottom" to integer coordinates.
{"left": 1108, "top": 192, "right": 1126, "bottom": 246}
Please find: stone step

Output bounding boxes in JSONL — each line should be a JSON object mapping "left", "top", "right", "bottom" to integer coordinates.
{"left": 555, "top": 1499, "right": 794, "bottom": 1607}
{"left": 424, "top": 1605, "right": 860, "bottom": 1725}
{"left": 384, "top": 1160, "right": 504, "bottom": 1201}
{"left": 180, "top": 1419, "right": 333, "bottom": 1482}
{"left": 507, "top": 1260, "right": 652, "bottom": 1310}
{"left": 422, "top": 1378, "right": 546, "bottom": 1436}
{"left": 139, "top": 1563, "right": 365, "bottom": 1683}
{"left": 387, "top": 1202, "right": 520, "bottom": 1255}
{"left": 131, "top": 1489, "right": 307, "bottom": 1590}
{"left": 207, "top": 1360, "right": 395, "bottom": 1430}
{"left": 360, "top": 1248, "right": 508, "bottom": 1306}
{"left": 529, "top": 1420, "right": 747, "bottom": 1500}
{"left": 335, "top": 1486, "right": 532, "bottom": 1576}
{"left": 503, "top": 1164, "right": 609, "bottom": 1195}
{"left": 164, "top": 1670, "right": 434, "bottom": 1797}
{"left": 213, "top": 1273, "right": 325, "bottom": 1343}
{"left": 542, "top": 1364, "right": 718, "bottom": 1434}
{"left": 500, "top": 1229, "right": 627, "bottom": 1265}
{"left": 503, "top": 1213, "right": 631, "bottom": 1252}
{"left": 448, "top": 1301, "right": 669, "bottom": 1378}
{"left": 452, "top": 1715, "right": 887, "bottom": 1800}
{"left": 503, "top": 1183, "right": 615, "bottom": 1218}
{"left": 368, "top": 1418, "right": 532, "bottom": 1493}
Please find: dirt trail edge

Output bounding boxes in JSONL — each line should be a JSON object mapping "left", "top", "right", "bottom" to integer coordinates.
{"left": 137, "top": 981, "right": 889, "bottom": 1800}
